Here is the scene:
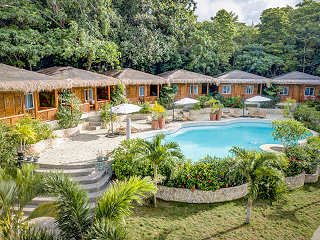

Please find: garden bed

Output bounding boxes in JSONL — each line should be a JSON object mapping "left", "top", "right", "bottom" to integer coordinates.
{"left": 285, "top": 173, "right": 306, "bottom": 190}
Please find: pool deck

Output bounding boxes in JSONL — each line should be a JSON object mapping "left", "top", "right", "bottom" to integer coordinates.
{"left": 38, "top": 115, "right": 285, "bottom": 165}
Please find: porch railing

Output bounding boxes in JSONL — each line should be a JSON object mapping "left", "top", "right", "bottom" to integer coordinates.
{"left": 38, "top": 108, "right": 57, "bottom": 121}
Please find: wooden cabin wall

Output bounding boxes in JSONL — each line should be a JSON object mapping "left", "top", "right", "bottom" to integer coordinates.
{"left": 0, "top": 91, "right": 24, "bottom": 118}
{"left": 71, "top": 87, "right": 85, "bottom": 103}
{"left": 218, "top": 83, "right": 260, "bottom": 99}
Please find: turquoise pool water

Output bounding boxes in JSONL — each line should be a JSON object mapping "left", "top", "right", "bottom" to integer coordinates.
{"left": 163, "top": 122, "right": 280, "bottom": 160}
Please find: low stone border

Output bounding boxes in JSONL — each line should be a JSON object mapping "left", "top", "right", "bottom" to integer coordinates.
{"left": 156, "top": 184, "right": 248, "bottom": 204}
{"left": 305, "top": 166, "right": 320, "bottom": 184}
{"left": 285, "top": 173, "right": 306, "bottom": 190}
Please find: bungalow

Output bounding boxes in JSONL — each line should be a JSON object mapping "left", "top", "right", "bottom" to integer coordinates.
{"left": 272, "top": 71, "right": 320, "bottom": 102}
{"left": 38, "top": 66, "right": 118, "bottom": 112}
{"left": 104, "top": 68, "right": 169, "bottom": 103}
{"left": 0, "top": 64, "right": 69, "bottom": 124}
{"left": 215, "top": 70, "right": 271, "bottom": 99}
{"left": 158, "top": 70, "right": 218, "bottom": 99}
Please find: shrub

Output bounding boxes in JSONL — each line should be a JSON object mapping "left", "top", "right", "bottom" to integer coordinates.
{"left": 197, "top": 95, "right": 211, "bottom": 108}
{"left": 306, "top": 100, "right": 320, "bottom": 111}
{"left": 100, "top": 103, "right": 118, "bottom": 125}
{"left": 0, "top": 122, "right": 17, "bottom": 168}
{"left": 166, "top": 156, "right": 246, "bottom": 191}
{"left": 110, "top": 81, "right": 127, "bottom": 105}
{"left": 112, "top": 142, "right": 246, "bottom": 192}
{"left": 190, "top": 102, "right": 201, "bottom": 110}
{"left": 272, "top": 120, "right": 309, "bottom": 147}
{"left": 56, "top": 91, "right": 82, "bottom": 129}
{"left": 223, "top": 96, "right": 243, "bottom": 108}
{"left": 138, "top": 101, "right": 152, "bottom": 114}
{"left": 284, "top": 146, "right": 310, "bottom": 176}
{"left": 294, "top": 104, "right": 320, "bottom": 132}
{"left": 158, "top": 85, "right": 177, "bottom": 109}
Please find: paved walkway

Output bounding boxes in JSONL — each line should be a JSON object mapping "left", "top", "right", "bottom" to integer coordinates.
{"left": 312, "top": 227, "right": 320, "bottom": 240}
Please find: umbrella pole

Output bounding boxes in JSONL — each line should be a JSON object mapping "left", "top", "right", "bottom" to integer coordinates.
{"left": 111, "top": 107, "right": 114, "bottom": 134}
{"left": 242, "top": 96, "right": 245, "bottom": 117}
{"left": 172, "top": 103, "right": 175, "bottom": 122}
{"left": 126, "top": 118, "right": 131, "bottom": 140}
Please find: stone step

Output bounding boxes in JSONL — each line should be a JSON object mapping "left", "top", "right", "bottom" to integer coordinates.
{"left": 30, "top": 184, "right": 109, "bottom": 206}
{"left": 36, "top": 167, "right": 95, "bottom": 177}
{"left": 37, "top": 162, "right": 97, "bottom": 170}
{"left": 86, "top": 116, "right": 102, "bottom": 122}
{"left": 87, "top": 126, "right": 101, "bottom": 131}
{"left": 89, "top": 121, "right": 102, "bottom": 127}
{"left": 72, "top": 169, "right": 107, "bottom": 184}
{"left": 80, "top": 170, "right": 112, "bottom": 193}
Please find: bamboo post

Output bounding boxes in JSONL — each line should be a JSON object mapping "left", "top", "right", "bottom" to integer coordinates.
{"left": 207, "top": 83, "right": 209, "bottom": 95}
{"left": 192, "top": 84, "right": 194, "bottom": 98}
{"left": 260, "top": 84, "right": 263, "bottom": 96}
{"left": 54, "top": 90, "right": 59, "bottom": 109}
{"left": 94, "top": 87, "right": 98, "bottom": 112}
{"left": 22, "top": 93, "right": 26, "bottom": 114}
{"left": 144, "top": 85, "right": 147, "bottom": 102}
{"left": 34, "top": 92, "right": 38, "bottom": 119}
{"left": 157, "top": 84, "right": 160, "bottom": 98}
{"left": 108, "top": 86, "right": 111, "bottom": 103}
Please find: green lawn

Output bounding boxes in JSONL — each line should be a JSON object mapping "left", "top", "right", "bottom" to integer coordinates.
{"left": 126, "top": 181, "right": 320, "bottom": 240}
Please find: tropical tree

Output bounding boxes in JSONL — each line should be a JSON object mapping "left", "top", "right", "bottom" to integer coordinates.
{"left": 272, "top": 120, "right": 309, "bottom": 148}
{"left": 41, "top": 174, "right": 156, "bottom": 239}
{"left": 282, "top": 98, "right": 297, "bottom": 119}
{"left": 136, "top": 134, "right": 184, "bottom": 207}
{"left": 230, "top": 147, "right": 287, "bottom": 224}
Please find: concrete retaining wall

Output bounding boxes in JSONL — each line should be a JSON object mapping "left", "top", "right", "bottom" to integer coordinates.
{"left": 156, "top": 184, "right": 249, "bottom": 204}
{"left": 305, "top": 166, "right": 319, "bottom": 184}
{"left": 285, "top": 173, "right": 306, "bottom": 190}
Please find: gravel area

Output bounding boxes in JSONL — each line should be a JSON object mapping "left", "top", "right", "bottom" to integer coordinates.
{"left": 38, "top": 113, "right": 286, "bottom": 165}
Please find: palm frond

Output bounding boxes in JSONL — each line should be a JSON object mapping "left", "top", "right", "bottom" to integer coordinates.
{"left": 85, "top": 219, "right": 127, "bottom": 240}
{"left": 42, "top": 173, "right": 92, "bottom": 240}
{"left": 28, "top": 201, "right": 58, "bottom": 220}
{"left": 19, "top": 226, "right": 59, "bottom": 240}
{"left": 95, "top": 176, "right": 156, "bottom": 222}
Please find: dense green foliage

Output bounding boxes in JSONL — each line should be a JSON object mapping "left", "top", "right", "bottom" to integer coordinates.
{"left": 0, "top": 123, "right": 17, "bottom": 168}
{"left": 294, "top": 103, "right": 320, "bottom": 132}
{"left": 272, "top": 120, "right": 309, "bottom": 147}
{"left": 2, "top": 0, "right": 319, "bottom": 77}
{"left": 56, "top": 91, "right": 82, "bottom": 129}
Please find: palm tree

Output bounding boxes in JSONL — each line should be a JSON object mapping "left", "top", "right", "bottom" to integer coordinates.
{"left": 230, "top": 147, "right": 286, "bottom": 224}
{"left": 0, "top": 164, "right": 46, "bottom": 239}
{"left": 136, "top": 134, "right": 184, "bottom": 207}
{"left": 41, "top": 174, "right": 156, "bottom": 240}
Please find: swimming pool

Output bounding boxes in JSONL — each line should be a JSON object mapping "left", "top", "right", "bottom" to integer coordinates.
{"left": 162, "top": 121, "right": 280, "bottom": 160}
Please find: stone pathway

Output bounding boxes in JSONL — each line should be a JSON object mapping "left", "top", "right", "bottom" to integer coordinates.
{"left": 312, "top": 227, "right": 320, "bottom": 240}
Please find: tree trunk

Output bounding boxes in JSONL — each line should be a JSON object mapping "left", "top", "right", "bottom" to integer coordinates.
{"left": 154, "top": 166, "right": 158, "bottom": 208}
{"left": 246, "top": 199, "right": 252, "bottom": 224}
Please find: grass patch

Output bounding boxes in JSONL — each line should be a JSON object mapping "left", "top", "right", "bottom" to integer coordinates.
{"left": 126, "top": 181, "right": 320, "bottom": 240}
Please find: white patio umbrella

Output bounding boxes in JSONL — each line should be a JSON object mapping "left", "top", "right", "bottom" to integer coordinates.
{"left": 107, "top": 104, "right": 141, "bottom": 139}
{"left": 173, "top": 98, "right": 199, "bottom": 121}
{"left": 174, "top": 98, "right": 199, "bottom": 106}
{"left": 245, "top": 96, "right": 271, "bottom": 103}
{"left": 243, "top": 96, "right": 271, "bottom": 117}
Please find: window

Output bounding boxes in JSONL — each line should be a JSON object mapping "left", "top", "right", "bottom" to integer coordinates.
{"left": 173, "top": 85, "right": 178, "bottom": 95}
{"left": 124, "top": 87, "right": 127, "bottom": 97}
{"left": 279, "top": 86, "right": 289, "bottom": 96}
{"left": 305, "top": 87, "right": 315, "bottom": 96}
{"left": 139, "top": 86, "right": 145, "bottom": 97}
{"left": 194, "top": 85, "right": 199, "bottom": 95}
{"left": 245, "top": 85, "right": 254, "bottom": 95}
{"left": 89, "top": 88, "right": 93, "bottom": 101}
{"left": 222, "top": 85, "right": 231, "bottom": 94}
{"left": 24, "top": 93, "right": 34, "bottom": 110}
{"left": 189, "top": 85, "right": 193, "bottom": 95}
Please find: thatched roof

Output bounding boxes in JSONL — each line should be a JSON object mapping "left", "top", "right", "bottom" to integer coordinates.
{"left": 159, "top": 69, "right": 218, "bottom": 84}
{"left": 0, "top": 64, "right": 69, "bottom": 93}
{"left": 104, "top": 68, "right": 169, "bottom": 85}
{"left": 38, "top": 66, "right": 118, "bottom": 87}
{"left": 272, "top": 71, "right": 320, "bottom": 85}
{"left": 215, "top": 70, "right": 271, "bottom": 85}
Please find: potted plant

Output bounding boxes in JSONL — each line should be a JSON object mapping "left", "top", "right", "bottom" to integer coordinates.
{"left": 13, "top": 121, "right": 36, "bottom": 160}
{"left": 151, "top": 114, "right": 159, "bottom": 130}
{"left": 96, "top": 150, "right": 103, "bottom": 163}
{"left": 216, "top": 103, "right": 224, "bottom": 121}
{"left": 210, "top": 107, "right": 218, "bottom": 121}
{"left": 158, "top": 110, "right": 168, "bottom": 129}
